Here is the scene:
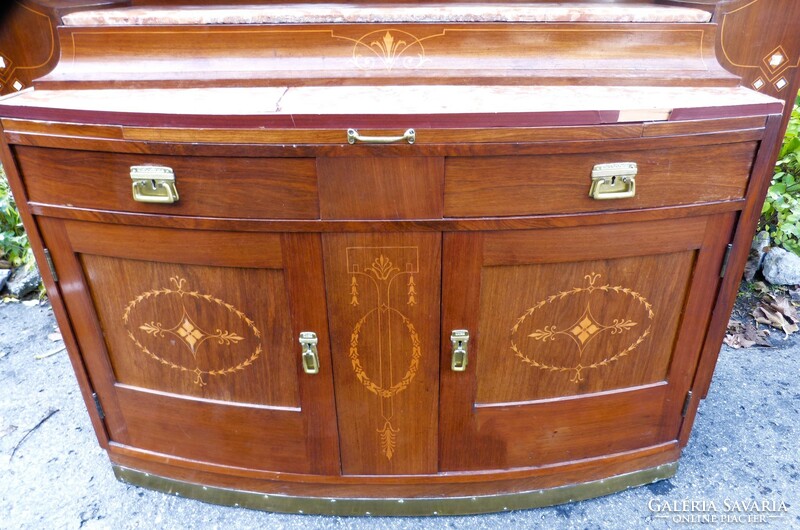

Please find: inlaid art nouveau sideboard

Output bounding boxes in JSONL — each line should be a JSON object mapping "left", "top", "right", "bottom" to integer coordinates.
{"left": 0, "top": 0, "right": 798, "bottom": 516}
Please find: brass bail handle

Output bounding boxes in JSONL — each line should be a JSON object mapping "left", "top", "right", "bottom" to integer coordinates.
{"left": 299, "top": 331, "right": 320, "bottom": 374}
{"left": 450, "top": 330, "right": 470, "bottom": 372}
{"left": 347, "top": 128, "right": 416, "bottom": 145}
{"left": 130, "top": 165, "right": 179, "bottom": 204}
{"left": 589, "top": 162, "right": 637, "bottom": 200}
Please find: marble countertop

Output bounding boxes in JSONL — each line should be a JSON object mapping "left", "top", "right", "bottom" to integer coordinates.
{"left": 1, "top": 86, "right": 777, "bottom": 119}
{"left": 63, "top": 3, "right": 713, "bottom": 26}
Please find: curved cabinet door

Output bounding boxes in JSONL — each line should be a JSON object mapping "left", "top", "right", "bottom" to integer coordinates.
{"left": 439, "top": 214, "right": 735, "bottom": 471}
{"left": 38, "top": 218, "right": 339, "bottom": 475}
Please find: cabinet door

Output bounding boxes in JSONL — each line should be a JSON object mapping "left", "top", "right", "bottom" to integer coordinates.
{"left": 322, "top": 233, "right": 441, "bottom": 475}
{"left": 439, "top": 214, "right": 734, "bottom": 471}
{"left": 38, "top": 218, "right": 339, "bottom": 475}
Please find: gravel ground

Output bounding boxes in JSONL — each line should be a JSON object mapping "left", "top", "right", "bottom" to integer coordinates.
{"left": 0, "top": 301, "right": 798, "bottom": 530}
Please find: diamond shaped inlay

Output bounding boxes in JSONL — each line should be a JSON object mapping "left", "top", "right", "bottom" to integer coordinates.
{"left": 762, "top": 45, "right": 791, "bottom": 75}
{"left": 776, "top": 78, "right": 788, "bottom": 91}
{"left": 571, "top": 316, "right": 600, "bottom": 344}
{"left": 515, "top": 273, "right": 651, "bottom": 382}
{"left": 175, "top": 314, "right": 207, "bottom": 351}
{"left": 126, "top": 277, "right": 258, "bottom": 387}
{"left": 753, "top": 77, "right": 766, "bottom": 90}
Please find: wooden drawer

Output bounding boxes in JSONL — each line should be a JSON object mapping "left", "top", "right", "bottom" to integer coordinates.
{"left": 444, "top": 141, "right": 758, "bottom": 218}
{"left": 14, "top": 146, "right": 319, "bottom": 219}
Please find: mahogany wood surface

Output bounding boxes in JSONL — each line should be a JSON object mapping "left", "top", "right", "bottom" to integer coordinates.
{"left": 438, "top": 213, "right": 733, "bottom": 471}
{"left": 106, "top": 441, "right": 681, "bottom": 498}
{"left": 444, "top": 141, "right": 757, "bottom": 217}
{"left": 40, "top": 22, "right": 733, "bottom": 88}
{"left": 317, "top": 157, "right": 444, "bottom": 220}
{"left": 323, "top": 232, "right": 441, "bottom": 475}
{"left": 37, "top": 217, "right": 341, "bottom": 475}
{"left": 14, "top": 146, "right": 320, "bottom": 219}
{"left": 0, "top": 0, "right": 797, "bottom": 509}
{"left": 0, "top": 134, "right": 111, "bottom": 447}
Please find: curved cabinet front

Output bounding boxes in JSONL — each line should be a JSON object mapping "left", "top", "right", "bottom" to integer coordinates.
{"left": 2, "top": 118, "right": 771, "bottom": 515}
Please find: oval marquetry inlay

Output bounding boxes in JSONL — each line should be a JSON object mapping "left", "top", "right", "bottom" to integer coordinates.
{"left": 510, "top": 272, "right": 654, "bottom": 383}
{"left": 122, "top": 276, "right": 262, "bottom": 387}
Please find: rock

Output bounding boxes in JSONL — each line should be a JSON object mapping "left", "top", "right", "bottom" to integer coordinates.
{"left": 744, "top": 231, "right": 771, "bottom": 281}
{"left": 0, "top": 268, "right": 10, "bottom": 292}
{"left": 762, "top": 247, "right": 800, "bottom": 286}
{"left": 5, "top": 266, "right": 42, "bottom": 298}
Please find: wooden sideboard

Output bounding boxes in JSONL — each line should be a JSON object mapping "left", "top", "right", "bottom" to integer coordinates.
{"left": 0, "top": 0, "right": 796, "bottom": 516}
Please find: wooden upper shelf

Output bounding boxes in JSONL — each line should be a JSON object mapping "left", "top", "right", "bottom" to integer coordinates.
{"left": 62, "top": 3, "right": 713, "bottom": 25}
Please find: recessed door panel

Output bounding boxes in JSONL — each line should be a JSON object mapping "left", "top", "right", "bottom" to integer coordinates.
{"left": 440, "top": 214, "right": 735, "bottom": 471}
{"left": 83, "top": 254, "right": 300, "bottom": 407}
{"left": 476, "top": 252, "right": 694, "bottom": 403}
{"left": 38, "top": 218, "right": 339, "bottom": 475}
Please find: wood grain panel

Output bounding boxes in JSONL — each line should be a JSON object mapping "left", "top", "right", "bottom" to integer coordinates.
{"left": 323, "top": 233, "right": 440, "bottom": 475}
{"left": 115, "top": 385, "right": 310, "bottom": 472}
{"left": 14, "top": 145, "right": 319, "bottom": 219}
{"left": 40, "top": 22, "right": 733, "bottom": 88}
{"left": 439, "top": 214, "right": 732, "bottom": 472}
{"left": 476, "top": 252, "right": 695, "bottom": 402}
{"left": 317, "top": 157, "right": 444, "bottom": 220}
{"left": 444, "top": 142, "right": 757, "bottom": 217}
{"left": 37, "top": 218, "right": 340, "bottom": 475}
{"left": 81, "top": 254, "right": 300, "bottom": 407}
{"left": 483, "top": 216, "right": 707, "bottom": 265}
{"left": 108, "top": 440, "right": 681, "bottom": 498}
{"left": 469, "top": 385, "right": 669, "bottom": 470}
{"left": 64, "top": 220, "right": 283, "bottom": 268}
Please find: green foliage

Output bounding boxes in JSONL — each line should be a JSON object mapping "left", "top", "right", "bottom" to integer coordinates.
{"left": 0, "top": 164, "right": 34, "bottom": 269}
{"left": 762, "top": 96, "right": 800, "bottom": 256}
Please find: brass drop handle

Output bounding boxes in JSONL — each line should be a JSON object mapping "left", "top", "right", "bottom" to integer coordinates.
{"left": 450, "top": 330, "right": 470, "bottom": 372}
{"left": 347, "top": 128, "right": 416, "bottom": 145}
{"left": 589, "top": 162, "right": 637, "bottom": 200}
{"left": 299, "top": 331, "right": 320, "bottom": 375}
{"left": 130, "top": 165, "right": 179, "bottom": 204}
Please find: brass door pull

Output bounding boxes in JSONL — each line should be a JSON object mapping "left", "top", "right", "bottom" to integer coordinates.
{"left": 130, "top": 165, "right": 179, "bottom": 204}
{"left": 347, "top": 128, "right": 416, "bottom": 145}
{"left": 299, "top": 331, "right": 320, "bottom": 374}
{"left": 450, "top": 330, "right": 470, "bottom": 372}
{"left": 590, "top": 162, "right": 637, "bottom": 200}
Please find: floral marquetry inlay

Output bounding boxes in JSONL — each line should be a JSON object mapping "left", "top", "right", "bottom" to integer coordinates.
{"left": 122, "top": 277, "right": 261, "bottom": 387}
{"left": 346, "top": 247, "right": 420, "bottom": 460}
{"left": 511, "top": 273, "right": 653, "bottom": 383}
{"left": 351, "top": 30, "right": 433, "bottom": 71}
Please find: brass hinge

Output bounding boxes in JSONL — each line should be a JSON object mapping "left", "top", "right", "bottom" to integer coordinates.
{"left": 43, "top": 249, "right": 57, "bottom": 282}
{"left": 92, "top": 392, "right": 105, "bottom": 420}
{"left": 681, "top": 390, "right": 694, "bottom": 418}
{"left": 719, "top": 244, "right": 734, "bottom": 278}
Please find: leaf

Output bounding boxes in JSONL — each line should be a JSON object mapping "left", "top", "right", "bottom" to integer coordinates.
{"left": 724, "top": 320, "right": 771, "bottom": 349}
{"left": 753, "top": 295, "right": 799, "bottom": 338}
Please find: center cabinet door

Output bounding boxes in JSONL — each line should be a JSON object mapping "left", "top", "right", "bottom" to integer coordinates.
{"left": 440, "top": 214, "right": 735, "bottom": 471}
{"left": 37, "top": 218, "right": 339, "bottom": 475}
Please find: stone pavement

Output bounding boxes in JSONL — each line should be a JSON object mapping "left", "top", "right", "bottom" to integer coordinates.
{"left": 0, "top": 302, "right": 797, "bottom": 530}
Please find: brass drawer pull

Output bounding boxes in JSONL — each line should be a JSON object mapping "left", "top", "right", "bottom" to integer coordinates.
{"left": 299, "top": 331, "right": 320, "bottom": 375}
{"left": 450, "top": 329, "right": 470, "bottom": 372}
{"left": 347, "top": 128, "right": 416, "bottom": 145}
{"left": 590, "top": 162, "right": 637, "bottom": 200}
{"left": 130, "top": 165, "right": 179, "bottom": 204}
